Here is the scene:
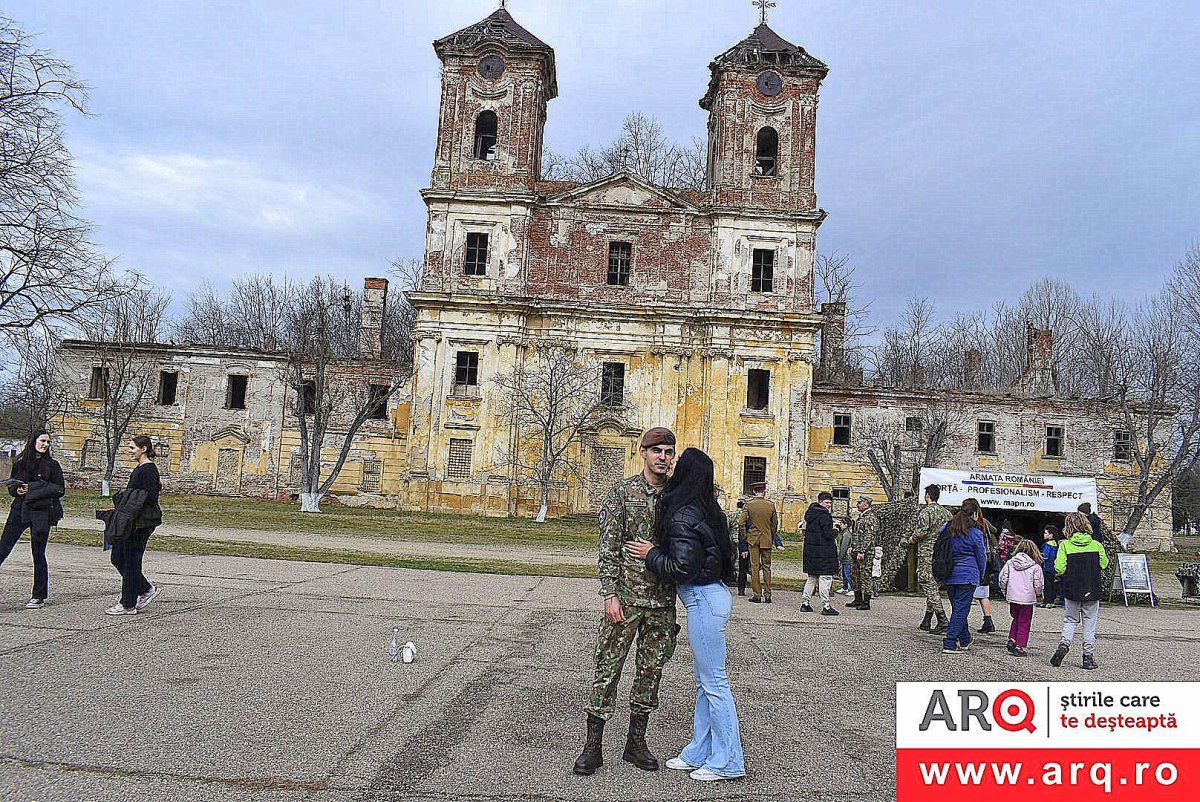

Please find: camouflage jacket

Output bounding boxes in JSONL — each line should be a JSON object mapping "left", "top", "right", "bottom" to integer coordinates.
{"left": 912, "top": 503, "right": 952, "bottom": 557}
{"left": 851, "top": 508, "right": 881, "bottom": 553}
{"left": 726, "top": 509, "right": 747, "bottom": 549}
{"left": 597, "top": 473, "right": 674, "bottom": 609}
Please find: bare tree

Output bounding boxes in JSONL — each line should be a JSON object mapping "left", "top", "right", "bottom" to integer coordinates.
{"left": 543, "top": 112, "right": 706, "bottom": 190}
{"left": 173, "top": 274, "right": 295, "bottom": 351}
{"left": 492, "top": 346, "right": 619, "bottom": 522}
{"left": 281, "top": 276, "right": 410, "bottom": 513}
{"left": 855, "top": 397, "right": 972, "bottom": 500}
{"left": 0, "top": 324, "right": 69, "bottom": 437}
{"left": 81, "top": 288, "right": 172, "bottom": 495}
{"left": 0, "top": 16, "right": 129, "bottom": 330}
{"left": 867, "top": 297, "right": 942, "bottom": 388}
{"left": 815, "top": 251, "right": 874, "bottom": 372}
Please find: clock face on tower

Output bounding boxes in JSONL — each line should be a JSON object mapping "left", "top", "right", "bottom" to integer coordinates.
{"left": 478, "top": 55, "right": 505, "bottom": 80}
{"left": 756, "top": 70, "right": 783, "bottom": 97}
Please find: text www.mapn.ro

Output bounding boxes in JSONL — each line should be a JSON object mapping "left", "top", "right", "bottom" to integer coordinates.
{"left": 918, "top": 761, "right": 1179, "bottom": 792}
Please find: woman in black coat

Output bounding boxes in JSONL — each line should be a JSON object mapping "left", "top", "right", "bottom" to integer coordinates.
{"left": 0, "top": 431, "right": 65, "bottom": 609}
{"left": 106, "top": 435, "right": 163, "bottom": 616}
{"left": 801, "top": 492, "right": 841, "bottom": 614}
{"left": 626, "top": 448, "right": 745, "bottom": 781}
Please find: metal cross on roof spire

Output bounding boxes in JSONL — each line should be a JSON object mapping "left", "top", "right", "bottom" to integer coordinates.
{"left": 753, "top": 0, "right": 776, "bottom": 26}
{"left": 498, "top": 0, "right": 507, "bottom": 9}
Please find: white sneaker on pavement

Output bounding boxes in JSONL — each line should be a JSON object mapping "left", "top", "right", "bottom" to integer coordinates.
{"left": 105, "top": 603, "right": 137, "bottom": 616}
{"left": 24, "top": 598, "right": 45, "bottom": 609}
{"left": 136, "top": 585, "right": 160, "bottom": 610}
{"left": 666, "top": 757, "right": 698, "bottom": 771}
{"left": 690, "top": 768, "right": 743, "bottom": 782}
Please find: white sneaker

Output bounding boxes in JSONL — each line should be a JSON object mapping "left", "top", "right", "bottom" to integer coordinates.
{"left": 105, "top": 603, "right": 138, "bottom": 616}
{"left": 941, "top": 647, "right": 959, "bottom": 654}
{"left": 690, "top": 768, "right": 743, "bottom": 782}
{"left": 666, "top": 757, "right": 698, "bottom": 771}
{"left": 24, "top": 598, "right": 45, "bottom": 609}
{"left": 136, "top": 585, "right": 160, "bottom": 610}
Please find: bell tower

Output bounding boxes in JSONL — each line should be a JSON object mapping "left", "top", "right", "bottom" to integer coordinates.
{"left": 431, "top": 7, "right": 557, "bottom": 193}
{"left": 700, "top": 11, "right": 828, "bottom": 212}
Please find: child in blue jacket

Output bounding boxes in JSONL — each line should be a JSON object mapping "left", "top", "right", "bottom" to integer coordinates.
{"left": 1039, "top": 526, "right": 1061, "bottom": 608}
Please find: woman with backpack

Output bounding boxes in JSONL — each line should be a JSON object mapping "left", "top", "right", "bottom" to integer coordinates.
{"left": 940, "top": 497, "right": 987, "bottom": 654}
{"left": 626, "top": 448, "right": 745, "bottom": 782}
{"left": 0, "top": 431, "right": 65, "bottom": 609}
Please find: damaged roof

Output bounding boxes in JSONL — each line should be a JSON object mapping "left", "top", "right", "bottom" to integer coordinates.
{"left": 434, "top": 8, "right": 553, "bottom": 54}
{"left": 712, "top": 23, "right": 827, "bottom": 72}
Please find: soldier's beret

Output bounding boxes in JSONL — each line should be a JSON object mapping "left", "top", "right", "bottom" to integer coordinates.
{"left": 639, "top": 427, "right": 677, "bottom": 448}
{"left": 857, "top": 495, "right": 873, "bottom": 505}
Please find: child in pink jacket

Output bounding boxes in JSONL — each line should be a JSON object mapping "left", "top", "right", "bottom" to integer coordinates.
{"left": 998, "top": 539, "right": 1044, "bottom": 657}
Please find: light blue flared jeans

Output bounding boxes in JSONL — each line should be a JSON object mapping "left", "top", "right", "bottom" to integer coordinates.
{"left": 676, "top": 582, "right": 746, "bottom": 778}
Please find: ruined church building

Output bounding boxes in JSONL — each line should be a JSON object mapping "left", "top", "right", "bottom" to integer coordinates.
{"left": 53, "top": 7, "right": 1170, "bottom": 546}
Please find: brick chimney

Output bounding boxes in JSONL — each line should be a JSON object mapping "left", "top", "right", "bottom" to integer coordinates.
{"left": 359, "top": 277, "right": 388, "bottom": 359}
{"left": 1011, "top": 321, "right": 1056, "bottom": 398}
{"left": 819, "top": 301, "right": 846, "bottom": 382}
{"left": 963, "top": 348, "right": 983, "bottom": 391}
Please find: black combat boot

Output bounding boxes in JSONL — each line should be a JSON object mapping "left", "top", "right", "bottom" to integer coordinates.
{"left": 846, "top": 591, "right": 864, "bottom": 608}
{"left": 931, "top": 611, "right": 949, "bottom": 635}
{"left": 856, "top": 593, "right": 871, "bottom": 611}
{"left": 1082, "top": 654, "right": 1097, "bottom": 670}
{"left": 622, "top": 713, "right": 659, "bottom": 771}
{"left": 918, "top": 611, "right": 934, "bottom": 631}
{"left": 573, "top": 714, "right": 605, "bottom": 775}
{"left": 978, "top": 615, "right": 996, "bottom": 634}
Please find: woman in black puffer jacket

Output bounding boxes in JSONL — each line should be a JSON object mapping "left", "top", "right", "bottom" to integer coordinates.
{"left": 626, "top": 448, "right": 745, "bottom": 782}
{"left": 0, "top": 431, "right": 65, "bottom": 609}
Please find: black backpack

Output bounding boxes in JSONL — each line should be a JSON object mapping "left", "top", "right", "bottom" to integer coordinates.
{"left": 932, "top": 524, "right": 954, "bottom": 582}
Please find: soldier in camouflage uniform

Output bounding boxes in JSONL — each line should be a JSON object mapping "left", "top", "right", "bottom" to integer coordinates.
{"left": 848, "top": 496, "right": 881, "bottom": 610}
{"left": 574, "top": 427, "right": 679, "bottom": 777}
{"left": 907, "top": 484, "right": 952, "bottom": 633}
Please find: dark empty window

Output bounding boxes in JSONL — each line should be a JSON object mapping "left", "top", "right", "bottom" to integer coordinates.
{"left": 977, "top": 421, "right": 995, "bottom": 453}
{"left": 464, "top": 232, "right": 489, "bottom": 276}
{"left": 454, "top": 351, "right": 479, "bottom": 391}
{"left": 157, "top": 371, "right": 178, "bottom": 406}
{"left": 905, "top": 417, "right": 923, "bottom": 433}
{"left": 751, "top": 249, "right": 774, "bottom": 293}
{"left": 607, "top": 242, "right": 632, "bottom": 286}
{"left": 601, "top": 363, "right": 625, "bottom": 407}
{"left": 832, "top": 413, "right": 851, "bottom": 446}
{"left": 473, "top": 110, "right": 497, "bottom": 160}
{"left": 299, "top": 380, "right": 316, "bottom": 415}
{"left": 88, "top": 366, "right": 108, "bottom": 400}
{"left": 1113, "top": 430, "right": 1132, "bottom": 462}
{"left": 367, "top": 384, "right": 389, "bottom": 420}
{"left": 226, "top": 375, "right": 248, "bottom": 410}
{"left": 755, "top": 127, "right": 778, "bottom": 177}
{"left": 746, "top": 369, "right": 770, "bottom": 411}
{"left": 742, "top": 456, "right": 767, "bottom": 496}
{"left": 1046, "top": 426, "right": 1064, "bottom": 458}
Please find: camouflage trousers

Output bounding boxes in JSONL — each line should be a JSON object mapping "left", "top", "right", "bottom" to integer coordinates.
{"left": 585, "top": 604, "right": 679, "bottom": 721}
{"left": 916, "top": 560, "right": 945, "bottom": 616}
{"left": 852, "top": 553, "right": 872, "bottom": 596}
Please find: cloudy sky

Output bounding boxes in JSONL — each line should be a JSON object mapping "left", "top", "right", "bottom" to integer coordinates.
{"left": 8, "top": 1, "right": 1199, "bottom": 326}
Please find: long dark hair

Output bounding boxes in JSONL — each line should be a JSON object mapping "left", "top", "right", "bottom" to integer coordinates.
{"left": 949, "top": 497, "right": 982, "bottom": 538}
{"left": 13, "top": 431, "right": 51, "bottom": 477}
{"left": 654, "top": 448, "right": 730, "bottom": 555}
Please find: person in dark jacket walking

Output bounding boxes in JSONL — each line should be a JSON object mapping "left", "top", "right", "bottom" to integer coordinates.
{"left": 1050, "top": 512, "right": 1109, "bottom": 670}
{"left": 800, "top": 492, "right": 840, "bottom": 615}
{"left": 627, "top": 448, "right": 745, "bottom": 782}
{"left": 0, "top": 431, "right": 65, "bottom": 609}
{"left": 106, "top": 436, "right": 163, "bottom": 616}
{"left": 941, "top": 497, "right": 987, "bottom": 654}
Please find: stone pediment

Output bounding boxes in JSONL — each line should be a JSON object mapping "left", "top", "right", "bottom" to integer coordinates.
{"left": 210, "top": 426, "right": 251, "bottom": 445}
{"left": 548, "top": 171, "right": 697, "bottom": 212}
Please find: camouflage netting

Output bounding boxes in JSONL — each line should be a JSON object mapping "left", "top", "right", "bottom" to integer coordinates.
{"left": 873, "top": 499, "right": 919, "bottom": 592}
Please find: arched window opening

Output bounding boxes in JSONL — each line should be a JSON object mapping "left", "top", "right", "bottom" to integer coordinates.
{"left": 755, "top": 127, "right": 778, "bottom": 177}
{"left": 473, "top": 110, "right": 498, "bottom": 161}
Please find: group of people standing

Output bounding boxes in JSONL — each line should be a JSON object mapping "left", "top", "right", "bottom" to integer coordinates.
{"left": 907, "top": 485, "right": 1111, "bottom": 669}
{"left": 0, "top": 432, "right": 163, "bottom": 615}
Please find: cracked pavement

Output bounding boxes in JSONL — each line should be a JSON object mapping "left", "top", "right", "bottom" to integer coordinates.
{"left": 0, "top": 543, "right": 1195, "bottom": 802}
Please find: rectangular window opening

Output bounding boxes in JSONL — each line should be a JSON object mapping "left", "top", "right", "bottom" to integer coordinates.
{"left": 600, "top": 362, "right": 625, "bottom": 407}
{"left": 226, "top": 375, "right": 248, "bottom": 410}
{"left": 832, "top": 486, "right": 851, "bottom": 517}
{"left": 1113, "top": 430, "right": 1133, "bottom": 462}
{"left": 1046, "top": 425, "right": 1064, "bottom": 458}
{"left": 751, "top": 249, "right": 775, "bottom": 293}
{"left": 361, "top": 459, "right": 382, "bottom": 492}
{"left": 299, "top": 380, "right": 316, "bottom": 415}
{"left": 157, "top": 371, "right": 178, "bottom": 406}
{"left": 454, "top": 351, "right": 479, "bottom": 393}
{"left": 742, "top": 456, "right": 767, "bottom": 496}
{"left": 976, "top": 421, "right": 995, "bottom": 453}
{"left": 607, "top": 242, "right": 632, "bottom": 286}
{"left": 448, "top": 439, "right": 473, "bottom": 479}
{"left": 88, "top": 366, "right": 108, "bottom": 400}
{"left": 746, "top": 369, "right": 770, "bottom": 411}
{"left": 367, "top": 384, "right": 390, "bottom": 420}
{"left": 832, "top": 413, "right": 852, "bottom": 446}
{"left": 464, "top": 232, "right": 489, "bottom": 277}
